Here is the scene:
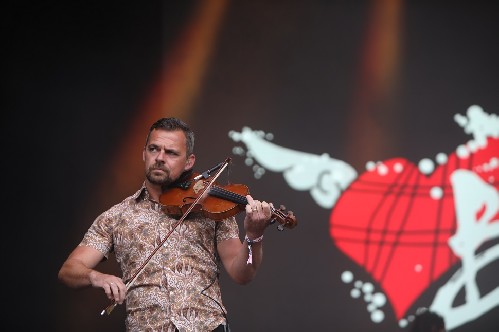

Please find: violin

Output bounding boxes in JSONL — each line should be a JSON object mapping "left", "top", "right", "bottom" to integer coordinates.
{"left": 159, "top": 172, "right": 297, "bottom": 230}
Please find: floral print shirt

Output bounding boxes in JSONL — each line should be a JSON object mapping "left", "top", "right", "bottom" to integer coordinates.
{"left": 80, "top": 184, "right": 239, "bottom": 332}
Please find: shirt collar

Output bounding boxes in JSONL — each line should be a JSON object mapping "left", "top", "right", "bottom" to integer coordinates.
{"left": 132, "top": 182, "right": 150, "bottom": 202}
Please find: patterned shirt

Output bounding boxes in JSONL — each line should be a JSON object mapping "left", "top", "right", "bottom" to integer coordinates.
{"left": 80, "top": 184, "right": 240, "bottom": 332}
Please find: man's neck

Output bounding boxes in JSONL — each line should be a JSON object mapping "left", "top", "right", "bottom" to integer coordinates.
{"left": 145, "top": 181, "right": 162, "bottom": 202}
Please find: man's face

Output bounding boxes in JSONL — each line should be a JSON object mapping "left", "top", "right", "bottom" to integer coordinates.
{"left": 143, "top": 128, "right": 194, "bottom": 186}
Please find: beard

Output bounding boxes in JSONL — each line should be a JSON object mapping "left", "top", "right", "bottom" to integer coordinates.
{"left": 146, "top": 165, "right": 174, "bottom": 186}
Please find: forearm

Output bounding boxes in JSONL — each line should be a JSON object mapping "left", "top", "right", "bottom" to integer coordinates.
{"left": 222, "top": 195, "right": 270, "bottom": 284}
{"left": 58, "top": 258, "right": 100, "bottom": 288}
{"left": 231, "top": 236, "right": 264, "bottom": 284}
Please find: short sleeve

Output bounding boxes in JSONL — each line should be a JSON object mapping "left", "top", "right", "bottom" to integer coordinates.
{"left": 79, "top": 207, "right": 120, "bottom": 259}
{"left": 216, "top": 216, "right": 240, "bottom": 243}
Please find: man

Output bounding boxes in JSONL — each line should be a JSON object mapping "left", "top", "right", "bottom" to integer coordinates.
{"left": 58, "top": 117, "right": 273, "bottom": 331}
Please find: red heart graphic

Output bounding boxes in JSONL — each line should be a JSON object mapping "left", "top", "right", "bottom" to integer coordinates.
{"left": 329, "top": 137, "right": 499, "bottom": 319}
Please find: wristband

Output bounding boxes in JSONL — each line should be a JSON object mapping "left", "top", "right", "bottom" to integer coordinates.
{"left": 245, "top": 234, "right": 263, "bottom": 264}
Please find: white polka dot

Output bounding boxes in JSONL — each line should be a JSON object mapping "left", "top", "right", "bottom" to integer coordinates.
{"left": 371, "top": 309, "right": 385, "bottom": 323}
{"left": 393, "top": 162, "right": 404, "bottom": 173}
{"left": 418, "top": 158, "right": 435, "bottom": 175}
{"left": 341, "top": 271, "right": 354, "bottom": 283}
{"left": 366, "top": 161, "right": 376, "bottom": 171}
{"left": 430, "top": 186, "right": 443, "bottom": 200}
{"left": 371, "top": 292, "right": 386, "bottom": 307}
{"left": 456, "top": 145, "right": 470, "bottom": 159}
{"left": 377, "top": 163, "right": 388, "bottom": 176}
{"left": 362, "top": 282, "right": 374, "bottom": 293}
{"left": 351, "top": 288, "right": 361, "bottom": 298}
{"left": 435, "top": 153, "right": 448, "bottom": 164}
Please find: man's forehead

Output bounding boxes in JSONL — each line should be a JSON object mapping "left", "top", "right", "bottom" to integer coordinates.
{"left": 149, "top": 129, "right": 186, "bottom": 146}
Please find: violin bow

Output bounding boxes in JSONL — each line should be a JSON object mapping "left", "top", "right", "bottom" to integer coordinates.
{"left": 101, "top": 158, "right": 231, "bottom": 316}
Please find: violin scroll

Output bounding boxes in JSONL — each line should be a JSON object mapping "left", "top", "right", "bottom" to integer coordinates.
{"left": 270, "top": 205, "right": 297, "bottom": 231}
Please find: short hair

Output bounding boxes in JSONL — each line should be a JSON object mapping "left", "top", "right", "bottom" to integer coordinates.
{"left": 410, "top": 308, "right": 445, "bottom": 332}
{"left": 145, "top": 117, "right": 195, "bottom": 156}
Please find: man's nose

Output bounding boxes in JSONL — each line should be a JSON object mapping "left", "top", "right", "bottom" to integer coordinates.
{"left": 156, "top": 150, "right": 167, "bottom": 161}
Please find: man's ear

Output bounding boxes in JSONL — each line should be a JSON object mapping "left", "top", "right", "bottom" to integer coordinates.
{"left": 185, "top": 154, "right": 195, "bottom": 171}
{"left": 142, "top": 149, "right": 146, "bottom": 162}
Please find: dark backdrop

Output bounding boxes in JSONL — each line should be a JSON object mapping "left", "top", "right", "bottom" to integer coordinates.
{"left": 5, "top": 1, "right": 498, "bottom": 331}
